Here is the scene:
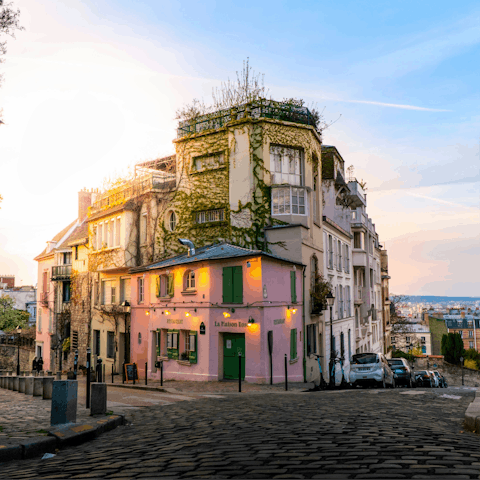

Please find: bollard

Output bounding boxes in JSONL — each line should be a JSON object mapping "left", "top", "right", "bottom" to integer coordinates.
{"left": 103, "top": 364, "right": 105, "bottom": 383}
{"left": 133, "top": 363, "right": 136, "bottom": 386}
{"left": 25, "top": 376, "right": 34, "bottom": 395}
{"left": 122, "top": 362, "right": 125, "bottom": 384}
{"left": 51, "top": 380, "right": 78, "bottom": 425}
{"left": 56, "top": 372, "right": 62, "bottom": 380}
{"left": 8, "top": 377, "right": 13, "bottom": 390}
{"left": 90, "top": 383, "right": 107, "bottom": 416}
{"left": 145, "top": 362, "right": 148, "bottom": 386}
{"left": 73, "top": 349, "right": 78, "bottom": 380}
{"left": 96, "top": 358, "right": 103, "bottom": 383}
{"left": 160, "top": 361, "right": 163, "bottom": 387}
{"left": 13, "top": 376, "right": 19, "bottom": 391}
{"left": 285, "top": 354, "right": 288, "bottom": 391}
{"left": 86, "top": 348, "right": 91, "bottom": 408}
{"left": 18, "top": 377, "right": 26, "bottom": 393}
{"left": 33, "top": 377, "right": 43, "bottom": 396}
{"left": 43, "top": 377, "right": 54, "bottom": 399}
{"left": 112, "top": 365, "right": 114, "bottom": 384}
{"left": 238, "top": 353, "right": 242, "bottom": 393}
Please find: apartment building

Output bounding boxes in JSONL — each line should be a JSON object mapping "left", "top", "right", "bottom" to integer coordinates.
{"left": 445, "top": 316, "right": 480, "bottom": 351}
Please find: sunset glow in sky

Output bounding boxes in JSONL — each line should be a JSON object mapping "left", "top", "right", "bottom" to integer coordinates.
{"left": 0, "top": 0, "right": 479, "bottom": 296}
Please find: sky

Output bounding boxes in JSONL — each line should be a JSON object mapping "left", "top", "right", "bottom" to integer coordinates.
{"left": 0, "top": 0, "right": 479, "bottom": 296}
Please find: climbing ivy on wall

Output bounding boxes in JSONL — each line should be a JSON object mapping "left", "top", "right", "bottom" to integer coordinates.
{"left": 157, "top": 115, "right": 322, "bottom": 257}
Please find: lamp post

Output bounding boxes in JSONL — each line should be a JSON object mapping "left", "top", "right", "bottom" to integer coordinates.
{"left": 16, "top": 326, "right": 22, "bottom": 375}
{"left": 326, "top": 291, "right": 335, "bottom": 389}
{"left": 460, "top": 356, "right": 464, "bottom": 386}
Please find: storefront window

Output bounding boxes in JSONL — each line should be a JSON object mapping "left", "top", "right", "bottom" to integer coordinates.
{"left": 167, "top": 330, "right": 179, "bottom": 359}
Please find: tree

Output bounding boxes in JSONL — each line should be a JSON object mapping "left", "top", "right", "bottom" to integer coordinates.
{"left": 1, "top": 0, "right": 23, "bottom": 124}
{"left": 0, "top": 295, "right": 30, "bottom": 331}
{"left": 389, "top": 295, "right": 412, "bottom": 336}
{"left": 441, "top": 332, "right": 464, "bottom": 364}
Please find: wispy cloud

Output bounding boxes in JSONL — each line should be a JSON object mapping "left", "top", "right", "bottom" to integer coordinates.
{"left": 324, "top": 97, "right": 451, "bottom": 112}
{"left": 404, "top": 191, "right": 474, "bottom": 209}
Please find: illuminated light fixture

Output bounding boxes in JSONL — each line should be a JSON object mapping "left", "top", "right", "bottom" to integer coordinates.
{"left": 247, "top": 317, "right": 255, "bottom": 326}
{"left": 291, "top": 308, "right": 297, "bottom": 314}
{"left": 145, "top": 310, "right": 150, "bottom": 316}
{"left": 185, "top": 312, "right": 191, "bottom": 317}
{"left": 223, "top": 312, "right": 231, "bottom": 318}
{"left": 165, "top": 310, "right": 171, "bottom": 315}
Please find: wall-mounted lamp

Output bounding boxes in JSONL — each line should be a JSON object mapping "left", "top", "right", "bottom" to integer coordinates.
{"left": 248, "top": 317, "right": 256, "bottom": 326}
{"left": 165, "top": 310, "right": 171, "bottom": 315}
{"left": 288, "top": 306, "right": 297, "bottom": 314}
{"left": 185, "top": 312, "right": 191, "bottom": 317}
{"left": 223, "top": 312, "right": 231, "bottom": 318}
{"left": 145, "top": 310, "right": 150, "bottom": 316}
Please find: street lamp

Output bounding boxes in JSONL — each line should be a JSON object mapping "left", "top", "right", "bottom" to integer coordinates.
{"left": 16, "top": 325, "right": 22, "bottom": 375}
{"left": 326, "top": 291, "right": 335, "bottom": 388}
{"left": 460, "top": 356, "right": 464, "bottom": 386}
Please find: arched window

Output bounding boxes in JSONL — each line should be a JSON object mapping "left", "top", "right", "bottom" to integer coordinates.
{"left": 184, "top": 270, "right": 196, "bottom": 290}
{"left": 168, "top": 211, "right": 177, "bottom": 232}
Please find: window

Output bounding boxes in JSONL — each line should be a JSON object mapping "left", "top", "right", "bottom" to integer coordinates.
{"left": 115, "top": 218, "right": 121, "bottom": 246}
{"left": 470, "top": 341, "right": 474, "bottom": 349}
{"left": 339, "top": 286, "right": 343, "bottom": 319}
{"left": 120, "top": 278, "right": 131, "bottom": 303}
{"left": 167, "top": 330, "right": 179, "bottom": 359}
{"left": 328, "top": 235, "right": 333, "bottom": 269}
{"left": 103, "top": 222, "right": 108, "bottom": 248}
{"left": 345, "top": 286, "right": 351, "bottom": 317}
{"left": 140, "top": 213, "right": 147, "bottom": 244}
{"left": 184, "top": 270, "right": 195, "bottom": 290}
{"left": 92, "top": 226, "right": 97, "bottom": 251}
{"left": 272, "top": 186, "right": 306, "bottom": 215}
{"left": 459, "top": 331, "right": 463, "bottom": 338}
{"left": 97, "top": 223, "right": 103, "bottom": 249}
{"left": 75, "top": 246, "right": 78, "bottom": 260}
{"left": 195, "top": 208, "right": 225, "bottom": 224}
{"left": 155, "top": 330, "right": 162, "bottom": 356}
{"left": 168, "top": 211, "right": 177, "bottom": 232}
{"left": 111, "top": 286, "right": 116, "bottom": 304}
{"left": 306, "top": 324, "right": 317, "bottom": 356}
{"left": 391, "top": 336, "right": 396, "bottom": 344}
{"left": 107, "top": 332, "right": 115, "bottom": 358}
{"left": 63, "top": 252, "right": 72, "bottom": 265}
{"left": 313, "top": 170, "right": 319, "bottom": 224}
{"left": 337, "top": 240, "right": 342, "bottom": 271}
{"left": 184, "top": 331, "right": 198, "bottom": 364}
{"left": 270, "top": 145, "right": 303, "bottom": 186}
{"left": 340, "top": 332, "right": 345, "bottom": 359}
{"left": 345, "top": 245, "right": 350, "bottom": 273}
{"left": 138, "top": 277, "right": 144, "bottom": 304}
{"left": 37, "top": 310, "right": 42, "bottom": 333}
{"left": 421, "top": 336, "right": 426, "bottom": 344}
{"left": 62, "top": 281, "right": 71, "bottom": 302}
{"left": 354, "top": 232, "right": 361, "bottom": 249}
{"left": 194, "top": 152, "right": 225, "bottom": 172}
{"left": 109, "top": 220, "right": 114, "bottom": 248}
{"left": 406, "top": 336, "right": 411, "bottom": 344}
{"left": 222, "top": 266, "right": 243, "bottom": 304}
{"left": 469, "top": 330, "right": 474, "bottom": 338}
{"left": 94, "top": 330, "right": 101, "bottom": 355}
{"left": 156, "top": 274, "right": 174, "bottom": 298}
{"left": 290, "top": 328, "right": 297, "bottom": 360}
{"left": 290, "top": 271, "right": 297, "bottom": 303}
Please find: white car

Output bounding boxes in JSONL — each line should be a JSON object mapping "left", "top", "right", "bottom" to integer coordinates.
{"left": 429, "top": 370, "right": 439, "bottom": 388}
{"left": 350, "top": 352, "right": 396, "bottom": 388}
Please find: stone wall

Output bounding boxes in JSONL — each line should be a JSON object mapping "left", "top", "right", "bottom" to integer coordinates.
{"left": 0, "top": 345, "right": 35, "bottom": 372}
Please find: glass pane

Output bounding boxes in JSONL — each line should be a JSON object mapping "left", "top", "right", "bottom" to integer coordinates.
{"left": 272, "top": 190, "right": 279, "bottom": 214}
{"left": 292, "top": 189, "right": 298, "bottom": 214}
{"left": 284, "top": 188, "right": 290, "bottom": 214}
{"left": 278, "top": 189, "right": 285, "bottom": 214}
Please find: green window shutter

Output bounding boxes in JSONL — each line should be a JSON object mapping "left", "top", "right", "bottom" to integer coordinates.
{"left": 233, "top": 266, "right": 243, "bottom": 304}
{"left": 188, "top": 331, "right": 197, "bottom": 364}
{"left": 223, "top": 267, "right": 233, "bottom": 303}
{"left": 290, "top": 271, "right": 297, "bottom": 303}
{"left": 168, "top": 273, "right": 174, "bottom": 297}
{"left": 156, "top": 329, "right": 161, "bottom": 356}
{"left": 156, "top": 276, "right": 161, "bottom": 297}
{"left": 167, "top": 329, "right": 179, "bottom": 359}
{"left": 290, "top": 328, "right": 297, "bottom": 359}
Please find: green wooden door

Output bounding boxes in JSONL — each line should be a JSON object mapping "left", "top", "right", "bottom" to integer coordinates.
{"left": 223, "top": 333, "right": 245, "bottom": 379}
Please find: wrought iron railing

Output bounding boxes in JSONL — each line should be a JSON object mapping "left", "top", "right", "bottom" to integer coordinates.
{"left": 51, "top": 265, "right": 72, "bottom": 281}
{"left": 177, "top": 99, "right": 317, "bottom": 138}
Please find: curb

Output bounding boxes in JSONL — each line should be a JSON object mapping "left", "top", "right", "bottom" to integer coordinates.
{"left": 106, "top": 383, "right": 168, "bottom": 393}
{"left": 0, "top": 414, "right": 125, "bottom": 464}
{"left": 464, "top": 389, "right": 480, "bottom": 432}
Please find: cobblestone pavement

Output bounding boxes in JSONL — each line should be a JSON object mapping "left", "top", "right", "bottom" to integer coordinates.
{"left": 1, "top": 386, "right": 479, "bottom": 479}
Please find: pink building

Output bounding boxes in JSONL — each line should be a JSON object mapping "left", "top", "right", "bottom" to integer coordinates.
{"left": 130, "top": 243, "right": 304, "bottom": 383}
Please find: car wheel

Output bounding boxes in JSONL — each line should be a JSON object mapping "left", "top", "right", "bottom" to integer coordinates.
{"left": 379, "top": 377, "right": 386, "bottom": 389}
{"left": 391, "top": 378, "right": 396, "bottom": 389}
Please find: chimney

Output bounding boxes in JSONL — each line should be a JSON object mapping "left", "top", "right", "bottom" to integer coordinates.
{"left": 78, "top": 188, "right": 96, "bottom": 220}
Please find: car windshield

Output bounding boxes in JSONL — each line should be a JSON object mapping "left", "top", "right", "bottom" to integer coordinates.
{"left": 352, "top": 354, "right": 378, "bottom": 364}
{"left": 388, "top": 360, "right": 404, "bottom": 365}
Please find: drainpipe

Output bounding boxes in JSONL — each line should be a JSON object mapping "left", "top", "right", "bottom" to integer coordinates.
{"left": 475, "top": 319, "right": 477, "bottom": 352}
{"left": 302, "top": 264, "right": 306, "bottom": 383}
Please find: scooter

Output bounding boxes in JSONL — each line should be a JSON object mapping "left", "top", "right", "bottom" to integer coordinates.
{"left": 309, "top": 354, "right": 327, "bottom": 391}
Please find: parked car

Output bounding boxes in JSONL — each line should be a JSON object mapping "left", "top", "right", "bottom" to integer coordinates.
{"left": 350, "top": 352, "right": 396, "bottom": 389}
{"left": 432, "top": 370, "right": 447, "bottom": 388}
{"left": 429, "top": 371, "right": 440, "bottom": 388}
{"left": 415, "top": 370, "right": 434, "bottom": 388}
{"left": 387, "top": 358, "right": 416, "bottom": 388}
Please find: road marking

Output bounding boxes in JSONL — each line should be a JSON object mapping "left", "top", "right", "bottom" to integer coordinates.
{"left": 400, "top": 391, "right": 426, "bottom": 395}
{"left": 441, "top": 394, "right": 462, "bottom": 400}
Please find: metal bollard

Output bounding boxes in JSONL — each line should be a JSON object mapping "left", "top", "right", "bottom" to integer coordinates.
{"left": 160, "top": 361, "right": 163, "bottom": 387}
{"left": 238, "top": 352, "right": 242, "bottom": 393}
{"left": 285, "top": 354, "right": 288, "bottom": 391}
{"left": 103, "top": 363, "right": 105, "bottom": 383}
{"left": 96, "top": 358, "right": 103, "bottom": 383}
{"left": 112, "top": 364, "right": 114, "bottom": 384}
{"left": 133, "top": 363, "right": 136, "bottom": 386}
{"left": 86, "top": 348, "right": 91, "bottom": 408}
{"left": 122, "top": 362, "right": 125, "bottom": 384}
{"left": 145, "top": 362, "right": 148, "bottom": 386}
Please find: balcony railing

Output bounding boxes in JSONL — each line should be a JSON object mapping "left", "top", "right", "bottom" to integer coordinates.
{"left": 51, "top": 265, "right": 72, "bottom": 281}
{"left": 89, "top": 173, "right": 176, "bottom": 215}
{"left": 177, "top": 99, "right": 317, "bottom": 138}
{"left": 347, "top": 181, "right": 366, "bottom": 208}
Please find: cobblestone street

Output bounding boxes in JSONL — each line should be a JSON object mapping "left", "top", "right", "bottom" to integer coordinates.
{"left": 1, "top": 386, "right": 479, "bottom": 479}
